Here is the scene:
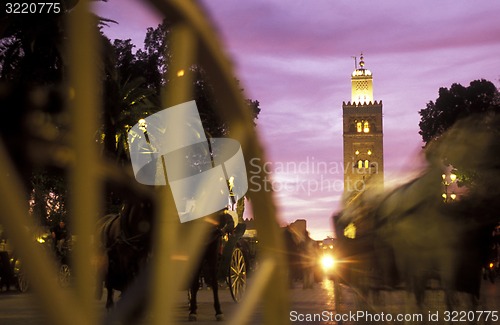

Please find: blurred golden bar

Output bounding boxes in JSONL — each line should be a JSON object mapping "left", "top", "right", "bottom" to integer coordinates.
{"left": 0, "top": 0, "right": 288, "bottom": 324}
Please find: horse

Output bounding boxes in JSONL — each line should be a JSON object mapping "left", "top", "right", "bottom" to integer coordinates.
{"left": 95, "top": 200, "right": 154, "bottom": 310}
{"left": 372, "top": 171, "right": 465, "bottom": 308}
{"left": 374, "top": 174, "right": 499, "bottom": 310}
{"left": 334, "top": 170, "right": 496, "bottom": 312}
{"left": 334, "top": 145, "right": 499, "bottom": 311}
{"left": 186, "top": 209, "right": 236, "bottom": 321}
{"left": 333, "top": 115, "right": 500, "bottom": 312}
{"left": 95, "top": 198, "right": 237, "bottom": 321}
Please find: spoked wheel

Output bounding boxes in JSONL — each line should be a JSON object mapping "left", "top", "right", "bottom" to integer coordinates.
{"left": 228, "top": 247, "right": 246, "bottom": 302}
{"left": 58, "top": 264, "right": 71, "bottom": 288}
{"left": 17, "top": 271, "right": 29, "bottom": 293}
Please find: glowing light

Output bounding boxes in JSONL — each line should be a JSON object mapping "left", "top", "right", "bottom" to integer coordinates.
{"left": 351, "top": 69, "right": 372, "bottom": 77}
{"left": 344, "top": 222, "right": 356, "bottom": 239}
{"left": 363, "top": 121, "right": 370, "bottom": 133}
{"left": 138, "top": 118, "right": 147, "bottom": 132}
{"left": 320, "top": 254, "right": 335, "bottom": 271}
{"left": 177, "top": 69, "right": 185, "bottom": 77}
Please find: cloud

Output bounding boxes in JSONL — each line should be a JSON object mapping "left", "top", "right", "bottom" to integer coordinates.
{"left": 92, "top": 1, "right": 162, "bottom": 48}
{"left": 95, "top": 0, "right": 500, "bottom": 239}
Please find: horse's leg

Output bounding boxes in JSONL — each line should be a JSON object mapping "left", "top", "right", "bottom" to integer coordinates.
{"left": 105, "top": 286, "right": 114, "bottom": 309}
{"left": 210, "top": 273, "right": 223, "bottom": 321}
{"left": 105, "top": 273, "right": 114, "bottom": 310}
{"left": 189, "top": 268, "right": 200, "bottom": 321}
{"left": 207, "top": 240, "right": 223, "bottom": 321}
{"left": 412, "top": 274, "right": 427, "bottom": 308}
{"left": 95, "top": 278, "right": 103, "bottom": 300}
{"left": 94, "top": 253, "right": 108, "bottom": 300}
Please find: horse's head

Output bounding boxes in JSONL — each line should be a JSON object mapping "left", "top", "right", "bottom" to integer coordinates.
{"left": 119, "top": 198, "right": 156, "bottom": 246}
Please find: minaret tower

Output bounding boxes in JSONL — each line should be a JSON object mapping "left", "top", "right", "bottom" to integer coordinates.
{"left": 342, "top": 53, "right": 384, "bottom": 198}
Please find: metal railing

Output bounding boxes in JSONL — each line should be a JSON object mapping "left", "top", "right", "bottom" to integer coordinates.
{"left": 0, "top": 0, "right": 288, "bottom": 324}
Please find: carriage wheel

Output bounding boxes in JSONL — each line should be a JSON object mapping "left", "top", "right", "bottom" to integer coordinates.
{"left": 58, "top": 264, "right": 71, "bottom": 288}
{"left": 229, "top": 247, "right": 247, "bottom": 302}
{"left": 17, "top": 271, "right": 29, "bottom": 293}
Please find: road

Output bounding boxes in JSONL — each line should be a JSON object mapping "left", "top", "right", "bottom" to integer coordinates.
{"left": 0, "top": 279, "right": 498, "bottom": 324}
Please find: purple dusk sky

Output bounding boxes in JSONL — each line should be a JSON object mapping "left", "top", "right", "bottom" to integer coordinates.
{"left": 93, "top": 0, "right": 500, "bottom": 239}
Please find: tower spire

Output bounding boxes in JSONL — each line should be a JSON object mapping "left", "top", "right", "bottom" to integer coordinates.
{"left": 350, "top": 52, "right": 373, "bottom": 104}
{"left": 342, "top": 52, "right": 384, "bottom": 198}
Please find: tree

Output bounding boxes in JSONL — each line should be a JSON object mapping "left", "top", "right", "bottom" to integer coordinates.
{"left": 0, "top": 1, "right": 82, "bottom": 228}
{"left": 30, "top": 168, "right": 68, "bottom": 226}
{"left": 0, "top": 0, "right": 114, "bottom": 224}
{"left": 0, "top": 7, "right": 262, "bottom": 221}
{"left": 131, "top": 19, "right": 262, "bottom": 135}
{"left": 0, "top": 0, "right": 113, "bottom": 83}
{"left": 99, "top": 36, "right": 161, "bottom": 164}
{"left": 418, "top": 79, "right": 500, "bottom": 145}
{"left": 135, "top": 19, "right": 172, "bottom": 91}
{"left": 419, "top": 79, "right": 500, "bottom": 224}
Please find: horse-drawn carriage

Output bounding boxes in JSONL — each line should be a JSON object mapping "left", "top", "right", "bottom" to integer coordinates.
{"left": 96, "top": 194, "right": 258, "bottom": 321}
{"left": 53, "top": 237, "right": 73, "bottom": 288}
{"left": 189, "top": 217, "right": 257, "bottom": 305}
{"left": 0, "top": 242, "right": 28, "bottom": 293}
{"left": 216, "top": 219, "right": 255, "bottom": 303}
{"left": 330, "top": 119, "right": 500, "bottom": 316}
{"left": 0, "top": 229, "right": 75, "bottom": 293}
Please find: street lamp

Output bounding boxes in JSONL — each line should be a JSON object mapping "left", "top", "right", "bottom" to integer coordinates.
{"left": 442, "top": 172, "right": 457, "bottom": 202}
{"left": 138, "top": 118, "right": 147, "bottom": 132}
{"left": 449, "top": 173, "right": 457, "bottom": 183}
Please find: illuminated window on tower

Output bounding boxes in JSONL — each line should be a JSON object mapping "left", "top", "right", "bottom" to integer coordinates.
{"left": 356, "top": 159, "right": 370, "bottom": 169}
{"left": 356, "top": 120, "right": 370, "bottom": 133}
{"left": 356, "top": 121, "right": 362, "bottom": 132}
{"left": 363, "top": 121, "right": 370, "bottom": 133}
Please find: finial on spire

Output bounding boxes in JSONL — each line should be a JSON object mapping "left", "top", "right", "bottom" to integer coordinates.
{"left": 359, "top": 52, "right": 365, "bottom": 68}
{"left": 351, "top": 56, "right": 357, "bottom": 70}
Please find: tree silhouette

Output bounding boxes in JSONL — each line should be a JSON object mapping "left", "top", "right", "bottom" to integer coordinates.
{"left": 419, "top": 79, "right": 500, "bottom": 207}
{"left": 419, "top": 79, "right": 500, "bottom": 145}
{"left": 0, "top": 0, "right": 114, "bottom": 223}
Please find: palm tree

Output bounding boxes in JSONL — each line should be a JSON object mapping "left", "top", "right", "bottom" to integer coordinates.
{"left": 99, "top": 75, "right": 160, "bottom": 164}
